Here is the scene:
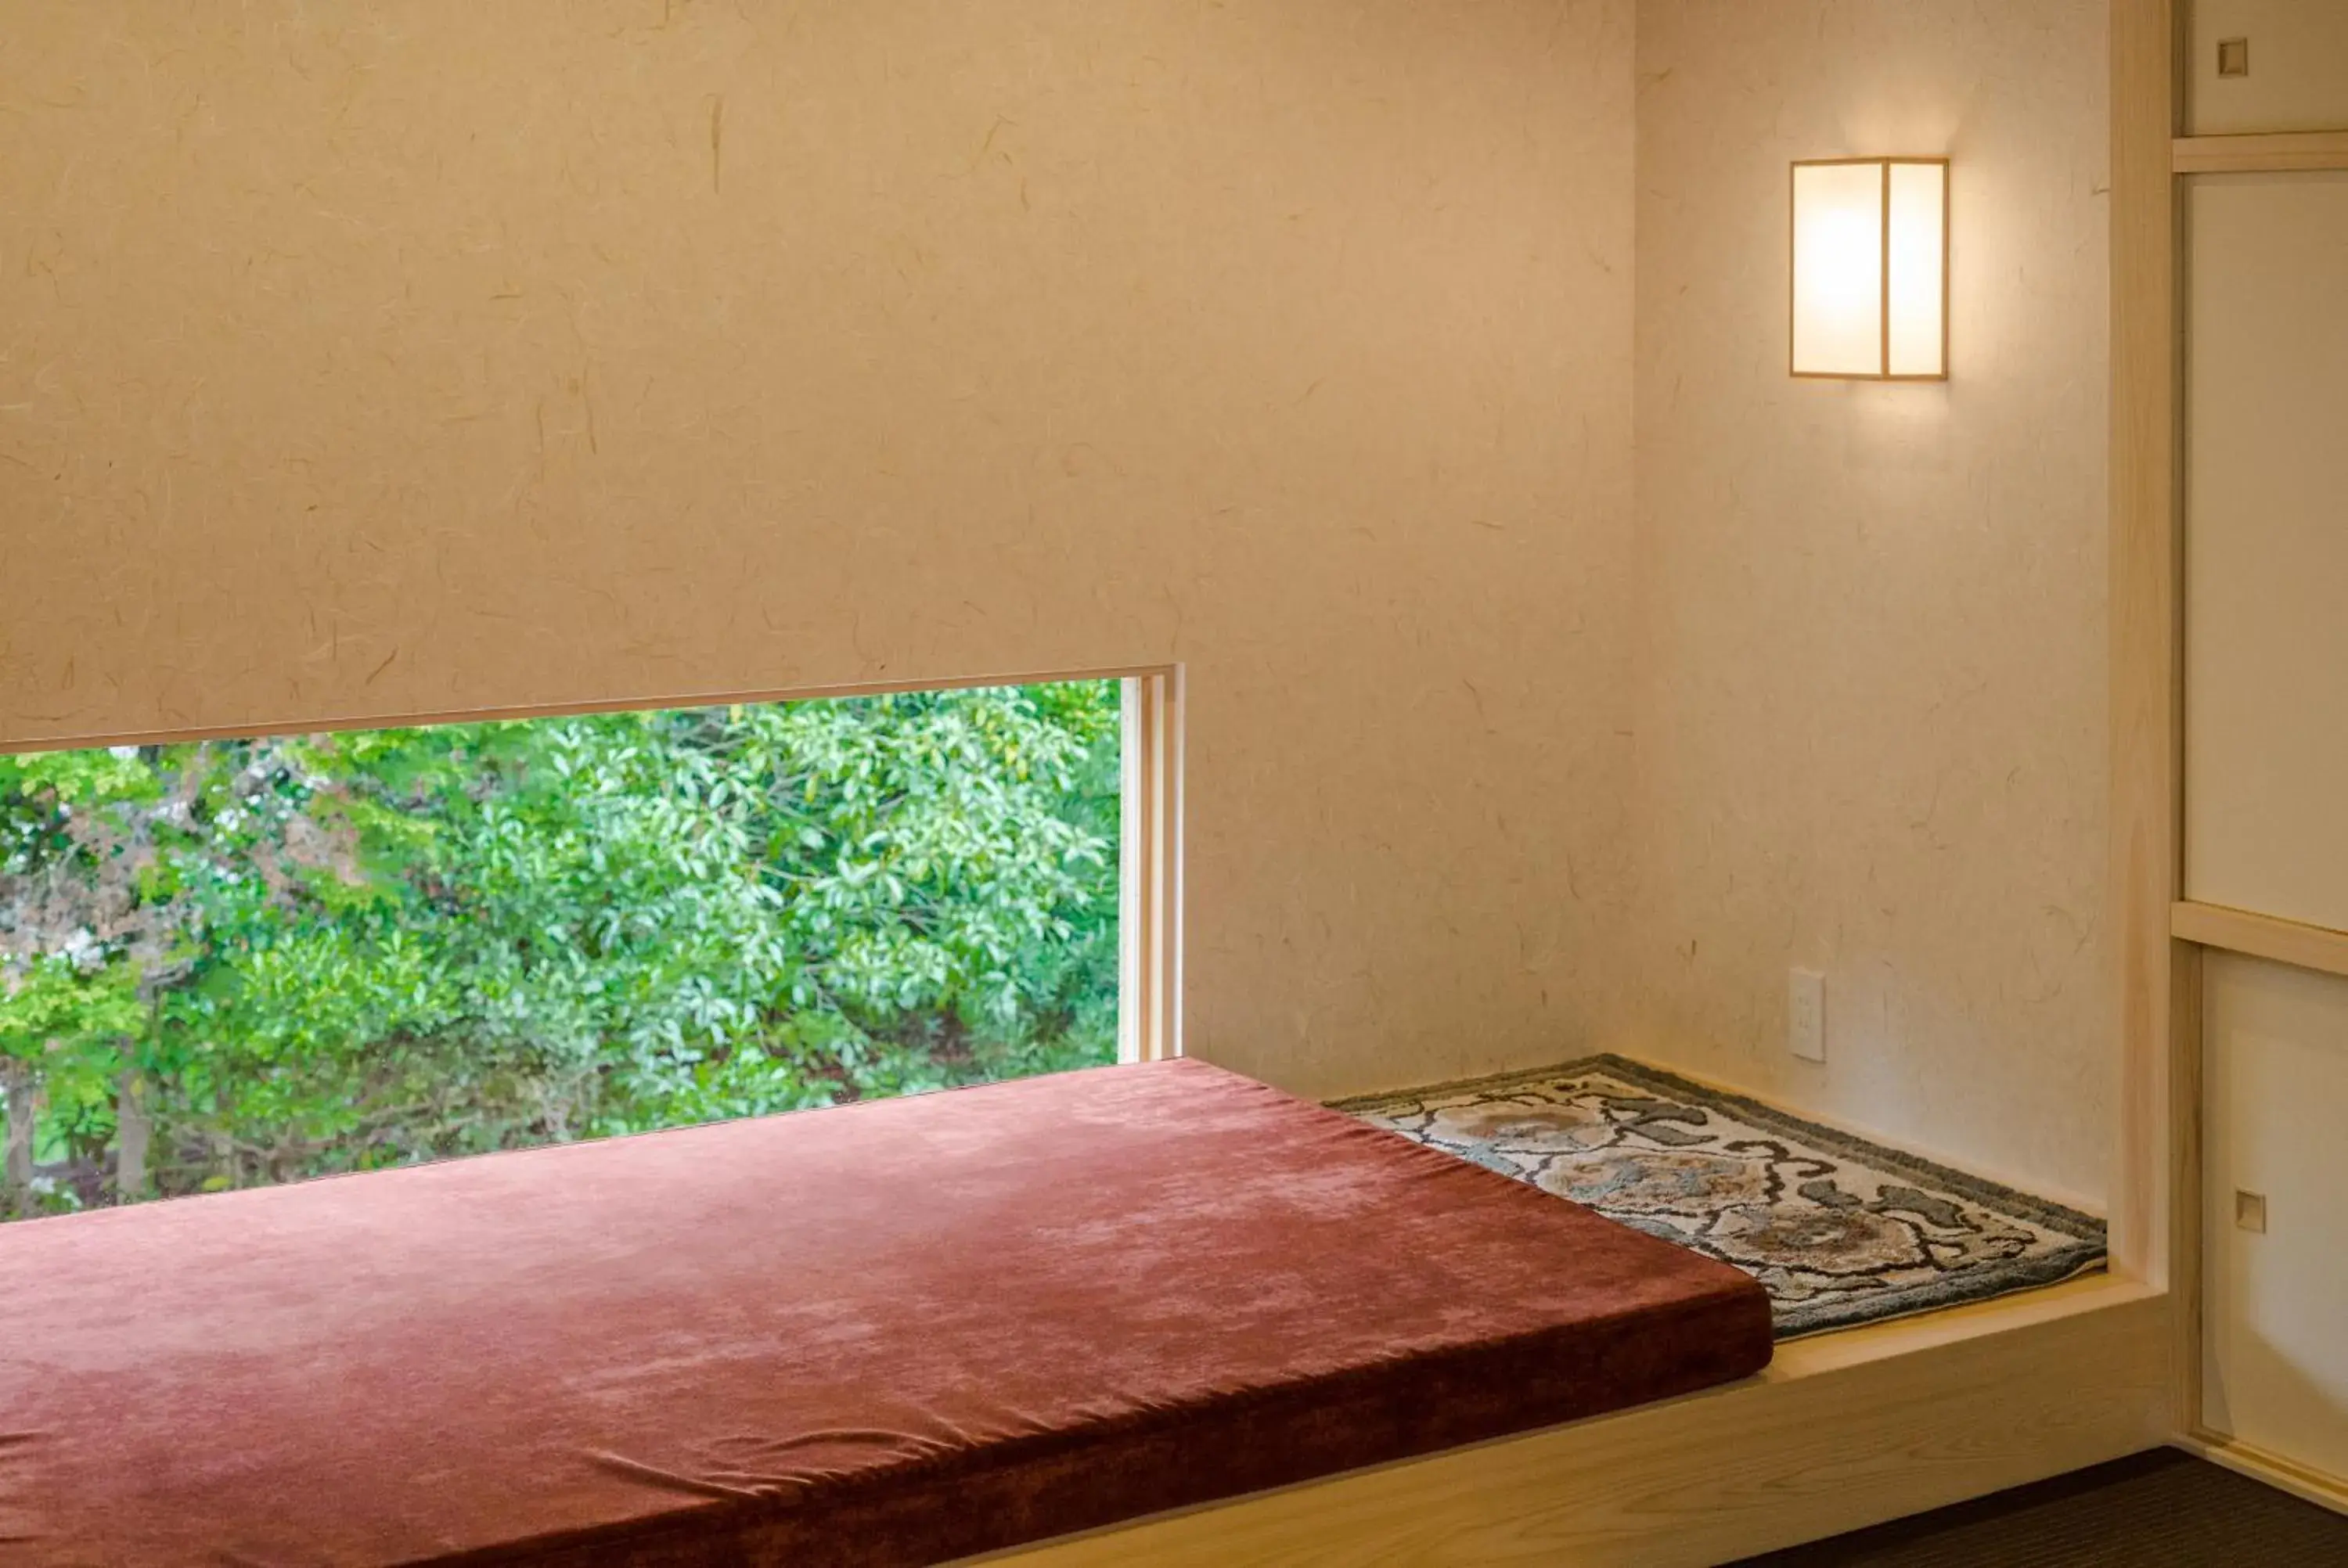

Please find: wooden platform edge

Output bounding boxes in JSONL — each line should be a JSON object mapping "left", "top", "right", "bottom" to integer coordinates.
{"left": 967, "top": 1276, "right": 2170, "bottom": 1568}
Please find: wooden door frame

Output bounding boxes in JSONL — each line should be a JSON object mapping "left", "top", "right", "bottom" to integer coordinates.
{"left": 2130, "top": 0, "right": 2348, "bottom": 1512}
{"left": 2107, "top": 0, "right": 2184, "bottom": 1350}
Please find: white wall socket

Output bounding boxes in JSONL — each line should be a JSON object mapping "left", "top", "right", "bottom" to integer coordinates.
{"left": 1788, "top": 969, "right": 1827, "bottom": 1063}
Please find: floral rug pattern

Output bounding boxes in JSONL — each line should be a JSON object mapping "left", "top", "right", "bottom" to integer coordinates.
{"left": 1337, "top": 1056, "right": 2105, "bottom": 1339}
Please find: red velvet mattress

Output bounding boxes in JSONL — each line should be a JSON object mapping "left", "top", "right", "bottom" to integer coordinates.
{"left": 0, "top": 1059, "right": 1771, "bottom": 1566}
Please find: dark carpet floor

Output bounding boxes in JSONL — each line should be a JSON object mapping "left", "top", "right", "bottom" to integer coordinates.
{"left": 1733, "top": 1448, "right": 2348, "bottom": 1566}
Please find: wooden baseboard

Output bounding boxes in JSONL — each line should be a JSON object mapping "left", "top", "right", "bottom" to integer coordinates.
{"left": 2180, "top": 1431, "right": 2348, "bottom": 1518}
{"left": 967, "top": 1276, "right": 2170, "bottom": 1567}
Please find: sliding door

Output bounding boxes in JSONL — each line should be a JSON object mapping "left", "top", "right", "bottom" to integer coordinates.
{"left": 2181, "top": 0, "right": 2348, "bottom": 1498}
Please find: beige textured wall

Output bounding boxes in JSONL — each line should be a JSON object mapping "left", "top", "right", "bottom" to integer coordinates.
{"left": 3, "top": 2, "right": 2123, "bottom": 1200}
{"left": 0, "top": 2, "right": 1638, "bottom": 1099}
{"left": 1626, "top": 2, "right": 2112, "bottom": 1203}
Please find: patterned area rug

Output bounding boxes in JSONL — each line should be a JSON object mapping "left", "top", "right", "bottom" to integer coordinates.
{"left": 1337, "top": 1055, "right": 2105, "bottom": 1339}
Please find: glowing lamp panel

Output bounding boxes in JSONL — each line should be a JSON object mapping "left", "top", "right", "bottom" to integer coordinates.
{"left": 1792, "top": 159, "right": 1946, "bottom": 379}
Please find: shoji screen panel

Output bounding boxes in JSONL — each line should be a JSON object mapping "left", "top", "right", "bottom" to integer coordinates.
{"left": 2200, "top": 952, "right": 2348, "bottom": 1480}
{"left": 2183, "top": 171, "right": 2348, "bottom": 933}
{"left": 2189, "top": 2, "right": 2348, "bottom": 135}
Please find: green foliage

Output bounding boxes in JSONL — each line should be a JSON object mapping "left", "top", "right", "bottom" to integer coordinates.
{"left": 0, "top": 684, "right": 1121, "bottom": 1213}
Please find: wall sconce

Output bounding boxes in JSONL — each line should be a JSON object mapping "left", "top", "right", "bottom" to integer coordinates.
{"left": 1790, "top": 157, "right": 1948, "bottom": 380}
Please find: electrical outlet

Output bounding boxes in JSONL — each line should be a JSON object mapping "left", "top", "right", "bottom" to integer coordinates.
{"left": 1788, "top": 969, "right": 1826, "bottom": 1063}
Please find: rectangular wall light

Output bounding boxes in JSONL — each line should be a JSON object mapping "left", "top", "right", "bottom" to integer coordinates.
{"left": 1790, "top": 157, "right": 1948, "bottom": 380}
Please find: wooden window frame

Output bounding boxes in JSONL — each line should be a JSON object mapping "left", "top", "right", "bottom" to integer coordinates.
{"left": 1119, "top": 667, "right": 1183, "bottom": 1064}
{"left": 1, "top": 660, "right": 1187, "bottom": 1070}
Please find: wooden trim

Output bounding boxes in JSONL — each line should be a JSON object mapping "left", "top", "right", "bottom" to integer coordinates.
{"left": 1786, "top": 158, "right": 1797, "bottom": 379}
{"left": 2109, "top": 0, "right": 2181, "bottom": 1293}
{"left": 0, "top": 661, "right": 1181, "bottom": 758}
{"left": 1940, "top": 152, "right": 1954, "bottom": 376}
{"left": 2171, "top": 938, "right": 2205, "bottom": 1437}
{"left": 2172, "top": 901, "right": 2348, "bottom": 981}
{"left": 971, "top": 1278, "right": 2169, "bottom": 1567}
{"left": 1118, "top": 670, "right": 1183, "bottom": 1063}
{"left": 2181, "top": 1430, "right": 2348, "bottom": 1518}
{"left": 1880, "top": 159, "right": 1892, "bottom": 377}
{"left": 2173, "top": 131, "right": 2348, "bottom": 174}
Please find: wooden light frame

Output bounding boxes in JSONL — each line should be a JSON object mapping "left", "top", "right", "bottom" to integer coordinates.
{"left": 1789, "top": 156, "right": 1951, "bottom": 381}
